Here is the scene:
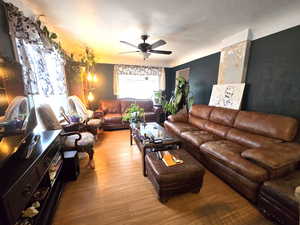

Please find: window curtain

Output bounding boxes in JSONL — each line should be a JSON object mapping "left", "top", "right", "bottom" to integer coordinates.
{"left": 5, "top": 3, "right": 68, "bottom": 115}
{"left": 113, "top": 64, "right": 165, "bottom": 96}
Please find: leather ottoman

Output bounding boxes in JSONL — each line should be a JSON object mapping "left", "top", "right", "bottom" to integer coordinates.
{"left": 145, "top": 149, "right": 205, "bottom": 203}
{"left": 257, "top": 171, "right": 300, "bottom": 225}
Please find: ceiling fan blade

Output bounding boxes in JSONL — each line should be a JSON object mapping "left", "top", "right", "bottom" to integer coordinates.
{"left": 150, "top": 50, "right": 172, "bottom": 55}
{"left": 119, "top": 51, "right": 140, "bottom": 55}
{"left": 120, "top": 41, "right": 138, "bottom": 49}
{"left": 150, "top": 40, "right": 166, "bottom": 49}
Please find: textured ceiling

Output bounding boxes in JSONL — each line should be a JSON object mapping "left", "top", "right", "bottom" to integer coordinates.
{"left": 8, "top": 0, "right": 300, "bottom": 66}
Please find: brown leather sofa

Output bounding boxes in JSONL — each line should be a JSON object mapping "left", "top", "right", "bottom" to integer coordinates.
{"left": 98, "top": 99, "right": 159, "bottom": 130}
{"left": 164, "top": 104, "right": 300, "bottom": 202}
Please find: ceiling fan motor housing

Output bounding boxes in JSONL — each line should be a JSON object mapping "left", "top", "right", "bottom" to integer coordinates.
{"left": 138, "top": 43, "right": 151, "bottom": 52}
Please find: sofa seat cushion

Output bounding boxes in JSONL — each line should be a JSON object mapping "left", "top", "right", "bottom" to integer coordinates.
{"left": 164, "top": 121, "right": 199, "bottom": 135}
{"left": 241, "top": 145, "right": 300, "bottom": 178}
{"left": 201, "top": 140, "right": 268, "bottom": 182}
{"left": 103, "top": 113, "right": 122, "bottom": 124}
{"left": 181, "top": 130, "right": 223, "bottom": 147}
{"left": 227, "top": 128, "right": 282, "bottom": 148}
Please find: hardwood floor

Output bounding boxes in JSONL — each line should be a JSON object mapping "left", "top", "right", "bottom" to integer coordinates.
{"left": 53, "top": 130, "right": 274, "bottom": 225}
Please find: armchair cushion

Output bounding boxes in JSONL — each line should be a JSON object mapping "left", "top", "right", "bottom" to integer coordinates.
{"left": 87, "top": 118, "right": 102, "bottom": 127}
{"left": 64, "top": 132, "right": 95, "bottom": 147}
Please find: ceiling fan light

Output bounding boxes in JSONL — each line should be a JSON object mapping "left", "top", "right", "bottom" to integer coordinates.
{"left": 141, "top": 52, "right": 150, "bottom": 60}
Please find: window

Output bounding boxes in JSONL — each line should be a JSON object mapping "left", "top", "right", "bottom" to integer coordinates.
{"left": 118, "top": 74, "right": 160, "bottom": 99}
{"left": 114, "top": 65, "right": 165, "bottom": 99}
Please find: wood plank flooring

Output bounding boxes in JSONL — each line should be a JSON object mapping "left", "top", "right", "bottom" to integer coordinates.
{"left": 53, "top": 130, "right": 274, "bottom": 225}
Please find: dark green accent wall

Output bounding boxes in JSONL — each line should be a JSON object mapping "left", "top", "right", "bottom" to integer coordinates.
{"left": 94, "top": 63, "right": 116, "bottom": 101}
{"left": 171, "top": 53, "right": 220, "bottom": 104}
{"left": 165, "top": 67, "right": 174, "bottom": 100}
{"left": 0, "top": 2, "right": 14, "bottom": 59}
{"left": 243, "top": 25, "right": 300, "bottom": 120}
{"left": 168, "top": 25, "right": 300, "bottom": 121}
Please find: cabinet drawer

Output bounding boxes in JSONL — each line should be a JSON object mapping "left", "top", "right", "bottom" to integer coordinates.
{"left": 36, "top": 139, "right": 59, "bottom": 177}
{"left": 3, "top": 167, "right": 40, "bottom": 225}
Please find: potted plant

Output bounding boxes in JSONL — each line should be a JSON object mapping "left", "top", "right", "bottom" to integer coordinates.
{"left": 122, "top": 104, "right": 145, "bottom": 127}
{"left": 162, "top": 76, "right": 194, "bottom": 116}
{"left": 153, "top": 90, "right": 163, "bottom": 106}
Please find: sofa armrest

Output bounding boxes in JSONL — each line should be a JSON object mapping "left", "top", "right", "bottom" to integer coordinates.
{"left": 153, "top": 106, "right": 163, "bottom": 114}
{"left": 168, "top": 113, "right": 188, "bottom": 123}
{"left": 241, "top": 144, "right": 300, "bottom": 170}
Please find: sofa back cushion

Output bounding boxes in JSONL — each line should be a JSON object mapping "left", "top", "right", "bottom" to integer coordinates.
{"left": 135, "top": 100, "right": 153, "bottom": 112}
{"left": 120, "top": 100, "right": 134, "bottom": 113}
{"left": 226, "top": 128, "right": 282, "bottom": 148}
{"left": 190, "top": 104, "right": 214, "bottom": 119}
{"left": 234, "top": 111, "right": 298, "bottom": 141}
{"left": 204, "top": 121, "right": 230, "bottom": 137}
{"left": 100, "top": 100, "right": 121, "bottom": 114}
{"left": 120, "top": 99, "right": 153, "bottom": 113}
{"left": 188, "top": 114, "right": 207, "bottom": 130}
{"left": 209, "top": 107, "right": 239, "bottom": 127}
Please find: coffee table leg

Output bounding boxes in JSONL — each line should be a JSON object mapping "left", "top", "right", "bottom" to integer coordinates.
{"left": 130, "top": 127, "right": 133, "bottom": 145}
{"left": 143, "top": 147, "right": 147, "bottom": 177}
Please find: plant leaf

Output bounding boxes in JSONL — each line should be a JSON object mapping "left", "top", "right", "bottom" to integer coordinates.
{"left": 50, "top": 33, "right": 58, "bottom": 39}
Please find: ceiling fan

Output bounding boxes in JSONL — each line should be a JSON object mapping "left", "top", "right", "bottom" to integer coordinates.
{"left": 120, "top": 35, "right": 172, "bottom": 59}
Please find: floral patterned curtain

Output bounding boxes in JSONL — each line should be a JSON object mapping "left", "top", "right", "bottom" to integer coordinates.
{"left": 5, "top": 3, "right": 67, "bottom": 97}
{"left": 114, "top": 64, "right": 162, "bottom": 76}
{"left": 5, "top": 3, "right": 42, "bottom": 44}
{"left": 113, "top": 64, "right": 165, "bottom": 96}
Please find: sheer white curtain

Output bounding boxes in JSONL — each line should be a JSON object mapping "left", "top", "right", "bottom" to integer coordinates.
{"left": 113, "top": 65, "right": 165, "bottom": 99}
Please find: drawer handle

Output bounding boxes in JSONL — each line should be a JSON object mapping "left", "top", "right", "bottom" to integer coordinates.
{"left": 22, "top": 185, "right": 32, "bottom": 197}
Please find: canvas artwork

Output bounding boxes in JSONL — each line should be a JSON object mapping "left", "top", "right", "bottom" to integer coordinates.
{"left": 218, "top": 41, "right": 250, "bottom": 84}
{"left": 209, "top": 83, "right": 246, "bottom": 110}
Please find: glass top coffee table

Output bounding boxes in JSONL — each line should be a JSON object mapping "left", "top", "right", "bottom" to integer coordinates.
{"left": 129, "top": 122, "right": 181, "bottom": 176}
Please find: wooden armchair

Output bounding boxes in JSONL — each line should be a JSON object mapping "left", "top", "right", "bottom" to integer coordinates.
{"left": 37, "top": 104, "right": 96, "bottom": 169}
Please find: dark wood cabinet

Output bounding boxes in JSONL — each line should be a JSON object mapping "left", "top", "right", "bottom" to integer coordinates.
{"left": 0, "top": 130, "right": 63, "bottom": 225}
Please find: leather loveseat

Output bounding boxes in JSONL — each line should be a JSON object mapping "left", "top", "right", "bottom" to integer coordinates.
{"left": 98, "top": 99, "right": 159, "bottom": 130}
{"left": 164, "top": 104, "right": 300, "bottom": 202}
